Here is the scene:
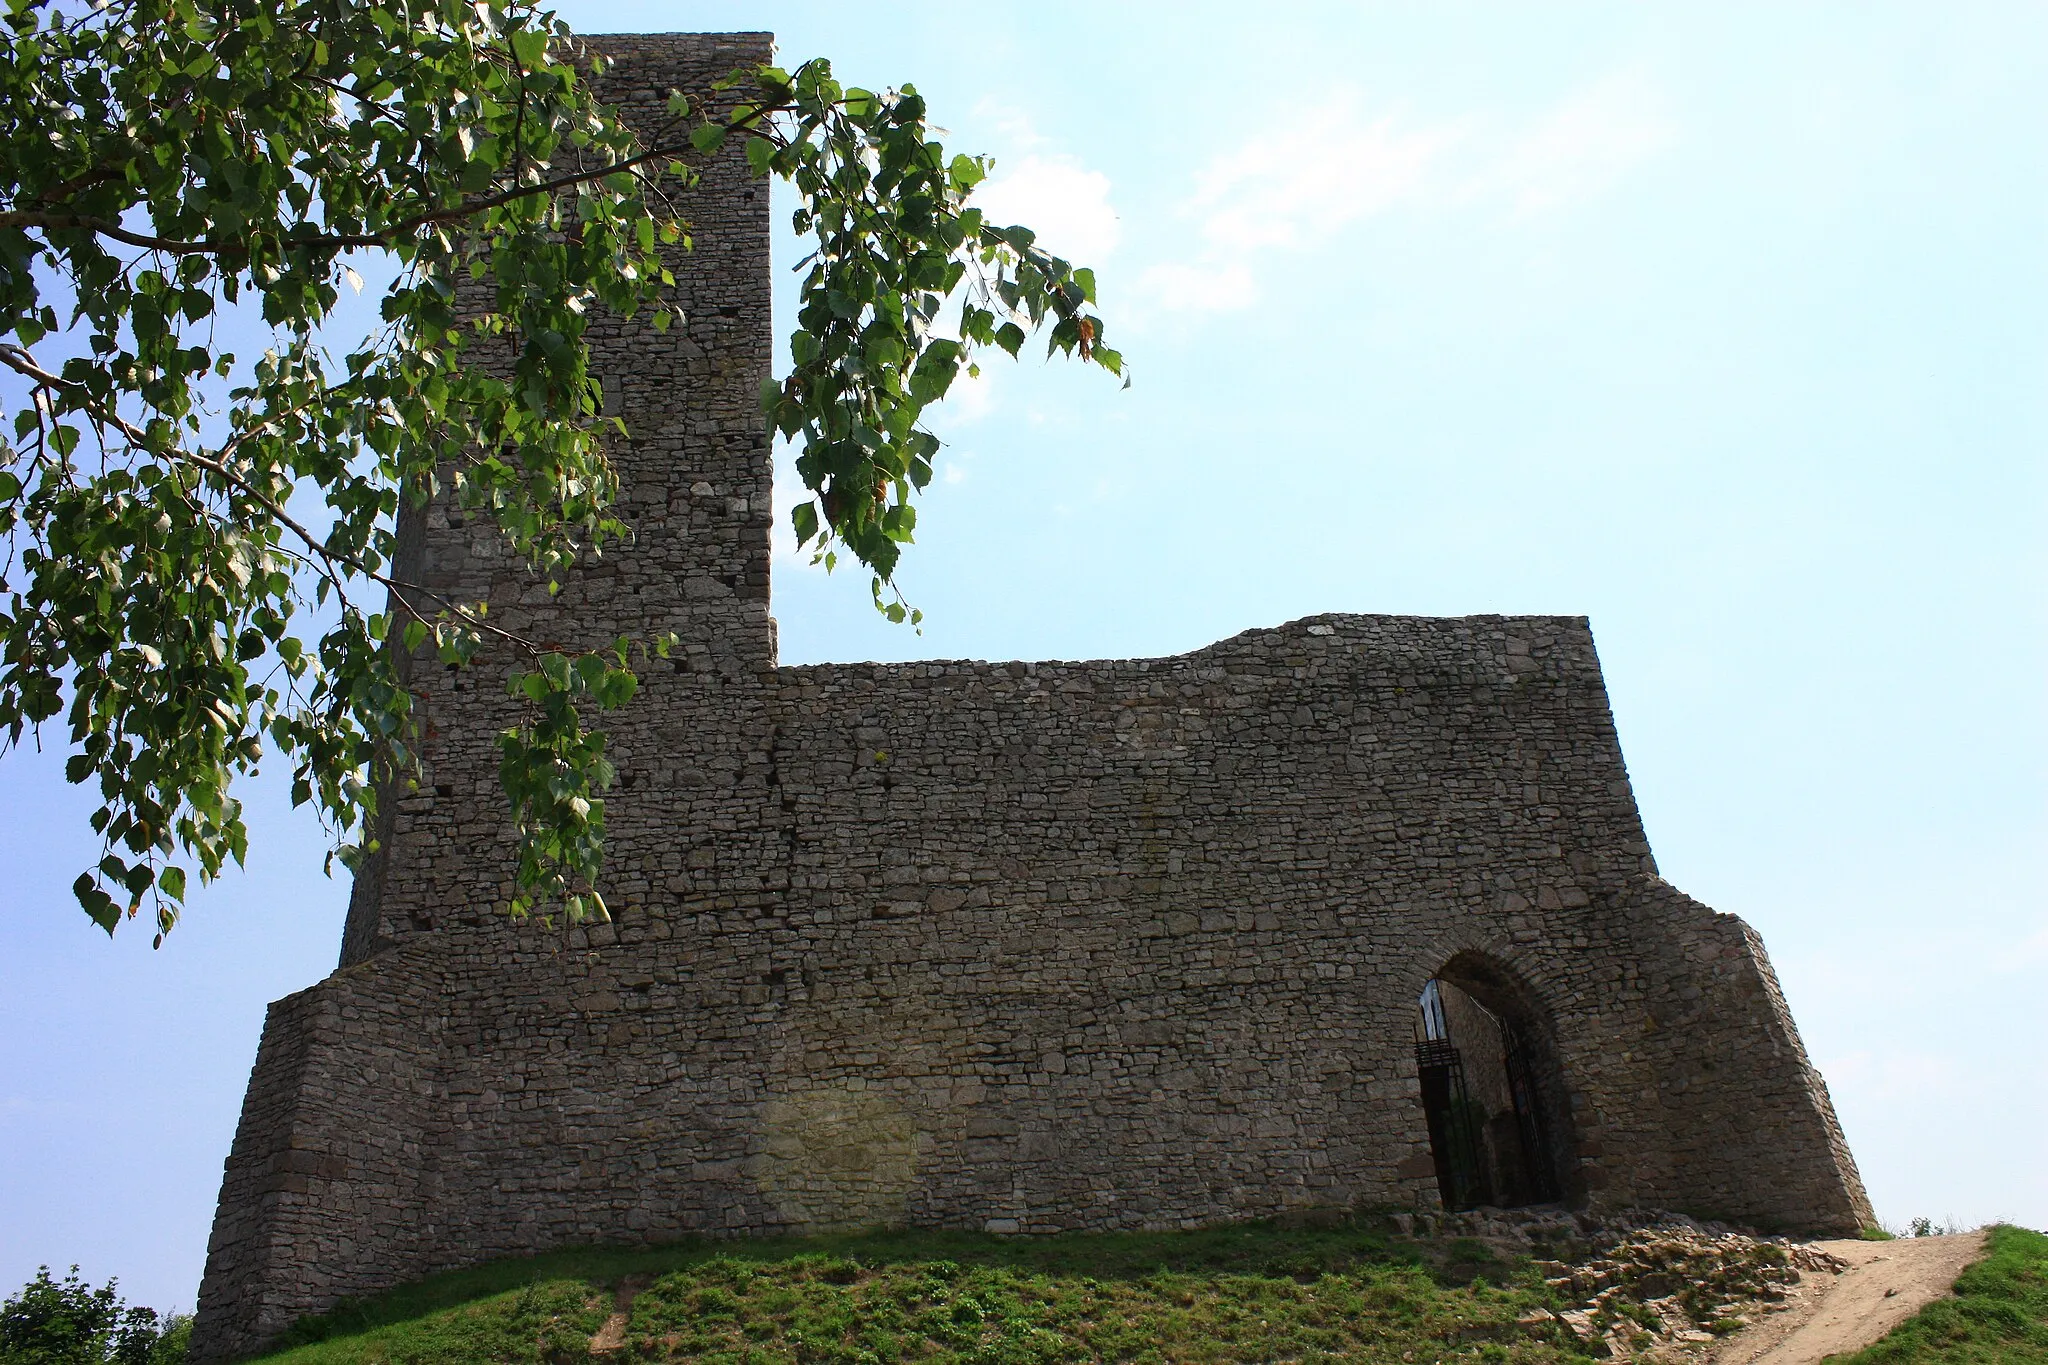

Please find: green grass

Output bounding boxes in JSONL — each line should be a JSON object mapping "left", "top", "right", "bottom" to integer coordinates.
{"left": 256, "top": 1217, "right": 1593, "bottom": 1364}
{"left": 1838, "top": 1224, "right": 2048, "bottom": 1364}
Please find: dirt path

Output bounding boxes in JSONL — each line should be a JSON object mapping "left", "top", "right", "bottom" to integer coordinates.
{"left": 588, "top": 1273, "right": 653, "bottom": 1354}
{"left": 1707, "top": 1231, "right": 1987, "bottom": 1365}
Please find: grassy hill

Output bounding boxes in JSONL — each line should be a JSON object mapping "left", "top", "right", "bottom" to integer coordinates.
{"left": 257, "top": 1217, "right": 1576, "bottom": 1364}
{"left": 247, "top": 1218, "right": 2048, "bottom": 1365}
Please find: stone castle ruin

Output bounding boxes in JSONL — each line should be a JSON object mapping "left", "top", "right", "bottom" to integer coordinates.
{"left": 190, "top": 33, "right": 1871, "bottom": 1360}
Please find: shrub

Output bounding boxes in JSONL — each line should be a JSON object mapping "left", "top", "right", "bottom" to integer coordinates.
{"left": 0, "top": 1266, "right": 187, "bottom": 1365}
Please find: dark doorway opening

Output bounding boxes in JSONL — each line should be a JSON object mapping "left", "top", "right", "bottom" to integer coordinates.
{"left": 1413, "top": 968, "right": 1573, "bottom": 1211}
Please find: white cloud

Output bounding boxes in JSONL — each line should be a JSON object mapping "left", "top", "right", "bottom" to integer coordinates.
{"left": 1473, "top": 68, "right": 1674, "bottom": 217}
{"left": 962, "top": 100, "right": 1121, "bottom": 266}
{"left": 1135, "top": 96, "right": 1454, "bottom": 314}
{"left": 1134, "top": 259, "right": 1260, "bottom": 314}
{"left": 942, "top": 362, "right": 997, "bottom": 426}
{"left": 971, "top": 97, "right": 1052, "bottom": 153}
{"left": 1137, "top": 68, "right": 1674, "bottom": 319}
{"left": 1186, "top": 94, "right": 1461, "bottom": 252}
{"left": 972, "top": 153, "right": 1122, "bottom": 266}
{"left": 1994, "top": 920, "right": 2048, "bottom": 972}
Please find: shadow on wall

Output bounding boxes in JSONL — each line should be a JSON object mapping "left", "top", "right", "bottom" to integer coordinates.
{"left": 1415, "top": 953, "right": 1582, "bottom": 1212}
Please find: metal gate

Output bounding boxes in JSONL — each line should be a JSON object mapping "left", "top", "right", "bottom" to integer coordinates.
{"left": 1500, "top": 1021, "right": 1561, "bottom": 1203}
{"left": 1415, "top": 1036, "right": 1488, "bottom": 1211}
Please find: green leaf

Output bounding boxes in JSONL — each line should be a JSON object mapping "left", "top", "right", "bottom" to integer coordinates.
{"left": 73, "top": 875, "right": 120, "bottom": 934}
{"left": 791, "top": 501, "right": 819, "bottom": 546}
{"left": 508, "top": 26, "right": 548, "bottom": 68}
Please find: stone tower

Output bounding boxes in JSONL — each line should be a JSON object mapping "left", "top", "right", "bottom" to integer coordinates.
{"left": 190, "top": 32, "right": 1870, "bottom": 1362}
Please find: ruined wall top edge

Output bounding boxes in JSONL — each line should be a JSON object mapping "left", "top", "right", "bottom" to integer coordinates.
{"left": 579, "top": 30, "right": 775, "bottom": 41}
{"left": 774, "top": 612, "right": 1598, "bottom": 679}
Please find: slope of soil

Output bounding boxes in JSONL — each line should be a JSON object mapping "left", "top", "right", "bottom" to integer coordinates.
{"left": 1708, "top": 1232, "right": 1987, "bottom": 1365}
{"left": 1828, "top": 1224, "right": 2048, "bottom": 1365}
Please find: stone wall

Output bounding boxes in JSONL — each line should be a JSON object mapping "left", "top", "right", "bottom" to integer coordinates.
{"left": 337, "top": 29, "right": 779, "bottom": 965}
{"left": 1621, "top": 880, "right": 1873, "bottom": 1230}
{"left": 192, "top": 945, "right": 445, "bottom": 1358}
{"left": 190, "top": 31, "right": 1871, "bottom": 1361}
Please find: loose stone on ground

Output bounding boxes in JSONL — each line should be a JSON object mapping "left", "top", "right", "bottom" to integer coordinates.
{"left": 1398, "top": 1206, "right": 1858, "bottom": 1361}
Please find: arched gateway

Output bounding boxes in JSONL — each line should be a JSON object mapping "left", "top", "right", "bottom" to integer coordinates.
{"left": 1414, "top": 956, "right": 1577, "bottom": 1212}
{"left": 187, "top": 30, "right": 1873, "bottom": 1363}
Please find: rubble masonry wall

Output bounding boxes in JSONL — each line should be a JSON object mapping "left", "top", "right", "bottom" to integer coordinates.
{"left": 189, "top": 32, "right": 1870, "bottom": 1361}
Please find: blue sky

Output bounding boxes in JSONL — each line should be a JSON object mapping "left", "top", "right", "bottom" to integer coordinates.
{"left": 2, "top": 1, "right": 2043, "bottom": 1313}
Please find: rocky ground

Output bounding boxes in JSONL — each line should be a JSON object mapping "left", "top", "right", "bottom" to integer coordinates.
{"left": 1391, "top": 1205, "right": 1958, "bottom": 1362}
